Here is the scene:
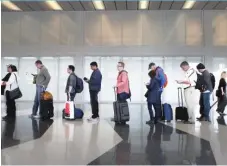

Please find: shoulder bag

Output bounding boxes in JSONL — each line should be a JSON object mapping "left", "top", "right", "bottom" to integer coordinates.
{"left": 9, "top": 74, "right": 22, "bottom": 100}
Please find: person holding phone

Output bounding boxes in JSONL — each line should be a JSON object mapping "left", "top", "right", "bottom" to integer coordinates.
{"left": 84, "top": 62, "right": 102, "bottom": 123}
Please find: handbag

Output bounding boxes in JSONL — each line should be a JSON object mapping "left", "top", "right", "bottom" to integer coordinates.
{"left": 9, "top": 74, "right": 22, "bottom": 100}
{"left": 216, "top": 89, "right": 222, "bottom": 98}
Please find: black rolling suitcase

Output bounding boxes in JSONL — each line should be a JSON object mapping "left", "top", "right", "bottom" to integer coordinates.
{"left": 113, "top": 88, "right": 130, "bottom": 124}
{"left": 40, "top": 99, "right": 54, "bottom": 120}
{"left": 175, "top": 87, "right": 188, "bottom": 121}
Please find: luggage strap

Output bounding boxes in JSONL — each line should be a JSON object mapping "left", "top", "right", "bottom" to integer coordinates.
{"left": 178, "top": 87, "right": 184, "bottom": 107}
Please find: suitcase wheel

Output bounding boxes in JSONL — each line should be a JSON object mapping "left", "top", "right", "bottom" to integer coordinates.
{"left": 167, "top": 120, "right": 171, "bottom": 123}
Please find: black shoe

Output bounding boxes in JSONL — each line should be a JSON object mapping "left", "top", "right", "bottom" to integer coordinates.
{"left": 197, "top": 117, "right": 205, "bottom": 121}
{"left": 146, "top": 120, "right": 154, "bottom": 125}
{"left": 2, "top": 116, "right": 15, "bottom": 121}
{"left": 2, "top": 116, "right": 8, "bottom": 121}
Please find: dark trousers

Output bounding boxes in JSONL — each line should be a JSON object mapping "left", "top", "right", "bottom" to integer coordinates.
{"left": 217, "top": 96, "right": 227, "bottom": 114}
{"left": 117, "top": 92, "right": 128, "bottom": 102}
{"left": 199, "top": 93, "right": 204, "bottom": 117}
{"left": 5, "top": 91, "right": 16, "bottom": 118}
{"left": 67, "top": 93, "right": 76, "bottom": 102}
{"left": 89, "top": 90, "right": 99, "bottom": 118}
{"left": 202, "top": 92, "right": 211, "bottom": 120}
{"left": 147, "top": 102, "right": 162, "bottom": 121}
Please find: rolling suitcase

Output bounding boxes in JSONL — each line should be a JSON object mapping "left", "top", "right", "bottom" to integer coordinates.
{"left": 162, "top": 103, "right": 173, "bottom": 122}
{"left": 113, "top": 88, "right": 130, "bottom": 124}
{"left": 40, "top": 99, "right": 54, "bottom": 120}
{"left": 175, "top": 87, "right": 188, "bottom": 121}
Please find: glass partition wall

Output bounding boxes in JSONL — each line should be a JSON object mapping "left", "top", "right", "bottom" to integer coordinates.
{"left": 1, "top": 56, "right": 206, "bottom": 104}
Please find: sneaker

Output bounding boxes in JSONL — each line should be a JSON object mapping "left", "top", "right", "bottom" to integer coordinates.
{"left": 29, "top": 114, "right": 35, "bottom": 118}
{"left": 146, "top": 120, "right": 154, "bottom": 125}
{"left": 33, "top": 115, "right": 40, "bottom": 119}
{"left": 87, "top": 117, "right": 99, "bottom": 123}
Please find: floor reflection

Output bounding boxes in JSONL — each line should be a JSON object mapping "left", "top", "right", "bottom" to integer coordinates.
{"left": 1, "top": 116, "right": 53, "bottom": 149}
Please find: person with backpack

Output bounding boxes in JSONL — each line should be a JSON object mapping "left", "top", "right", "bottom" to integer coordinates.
{"left": 216, "top": 71, "right": 227, "bottom": 117}
{"left": 146, "top": 70, "right": 162, "bottom": 124}
{"left": 115, "top": 62, "right": 131, "bottom": 102}
{"left": 84, "top": 62, "right": 102, "bottom": 122}
{"left": 65, "top": 65, "right": 78, "bottom": 102}
{"left": 176, "top": 61, "right": 200, "bottom": 124}
{"left": 196, "top": 63, "right": 213, "bottom": 122}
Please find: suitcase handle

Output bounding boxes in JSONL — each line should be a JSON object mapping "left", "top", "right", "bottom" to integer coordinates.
{"left": 113, "top": 87, "right": 117, "bottom": 101}
{"left": 178, "top": 87, "right": 184, "bottom": 107}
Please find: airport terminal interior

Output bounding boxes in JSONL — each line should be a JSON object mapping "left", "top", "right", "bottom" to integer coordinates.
{"left": 1, "top": 0, "right": 227, "bottom": 165}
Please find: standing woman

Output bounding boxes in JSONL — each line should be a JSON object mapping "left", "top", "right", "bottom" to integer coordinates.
{"left": 146, "top": 70, "right": 162, "bottom": 124}
{"left": 1, "top": 65, "right": 19, "bottom": 121}
{"left": 216, "top": 71, "right": 227, "bottom": 116}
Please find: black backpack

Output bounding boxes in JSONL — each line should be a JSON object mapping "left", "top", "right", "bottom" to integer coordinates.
{"left": 75, "top": 76, "right": 84, "bottom": 93}
{"left": 210, "top": 73, "right": 215, "bottom": 90}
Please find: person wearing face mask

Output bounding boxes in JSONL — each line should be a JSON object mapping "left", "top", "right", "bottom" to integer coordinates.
{"left": 114, "top": 62, "right": 131, "bottom": 102}
{"left": 216, "top": 71, "right": 227, "bottom": 116}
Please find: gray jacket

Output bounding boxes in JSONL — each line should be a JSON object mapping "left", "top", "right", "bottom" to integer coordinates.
{"left": 35, "top": 65, "right": 51, "bottom": 88}
{"left": 202, "top": 70, "right": 213, "bottom": 92}
{"left": 65, "top": 73, "right": 77, "bottom": 94}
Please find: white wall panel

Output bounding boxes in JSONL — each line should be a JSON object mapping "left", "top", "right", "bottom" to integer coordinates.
{"left": 185, "top": 12, "right": 203, "bottom": 46}
{"left": 164, "top": 11, "right": 185, "bottom": 46}
{"left": 60, "top": 13, "right": 83, "bottom": 46}
{"left": 58, "top": 57, "right": 74, "bottom": 101}
{"left": 142, "top": 12, "right": 164, "bottom": 45}
{"left": 84, "top": 12, "right": 102, "bottom": 46}
{"left": 122, "top": 12, "right": 142, "bottom": 46}
{"left": 18, "top": 57, "right": 37, "bottom": 100}
{"left": 40, "top": 13, "right": 61, "bottom": 45}
{"left": 101, "top": 13, "right": 122, "bottom": 46}
{"left": 20, "top": 13, "right": 41, "bottom": 45}
{"left": 1, "top": 13, "right": 21, "bottom": 45}
{"left": 100, "top": 57, "right": 120, "bottom": 101}
{"left": 40, "top": 57, "right": 58, "bottom": 100}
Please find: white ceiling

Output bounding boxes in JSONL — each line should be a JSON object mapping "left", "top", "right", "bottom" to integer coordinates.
{"left": 1, "top": 1, "right": 227, "bottom": 12}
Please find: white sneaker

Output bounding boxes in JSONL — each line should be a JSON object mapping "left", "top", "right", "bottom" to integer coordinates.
{"left": 33, "top": 115, "right": 40, "bottom": 119}
{"left": 87, "top": 117, "right": 99, "bottom": 123}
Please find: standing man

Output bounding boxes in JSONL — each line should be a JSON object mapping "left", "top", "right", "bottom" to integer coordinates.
{"left": 65, "top": 65, "right": 77, "bottom": 102}
{"left": 176, "top": 61, "right": 200, "bottom": 124}
{"left": 29, "top": 60, "right": 51, "bottom": 119}
{"left": 84, "top": 62, "right": 102, "bottom": 122}
{"left": 196, "top": 63, "right": 213, "bottom": 122}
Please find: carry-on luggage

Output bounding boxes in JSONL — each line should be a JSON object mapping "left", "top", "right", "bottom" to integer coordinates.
{"left": 40, "top": 91, "right": 54, "bottom": 120}
{"left": 175, "top": 87, "right": 188, "bottom": 121}
{"left": 162, "top": 103, "right": 173, "bottom": 122}
{"left": 113, "top": 88, "right": 130, "bottom": 124}
{"left": 62, "top": 101, "right": 84, "bottom": 120}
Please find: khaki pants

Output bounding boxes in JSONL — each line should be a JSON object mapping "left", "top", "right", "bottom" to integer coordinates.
{"left": 184, "top": 87, "right": 200, "bottom": 122}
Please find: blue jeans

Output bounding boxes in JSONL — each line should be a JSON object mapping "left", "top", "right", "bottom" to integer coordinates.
{"left": 147, "top": 102, "right": 162, "bottom": 121}
{"left": 117, "top": 92, "right": 129, "bottom": 102}
{"left": 32, "top": 85, "right": 45, "bottom": 115}
{"left": 202, "top": 92, "right": 211, "bottom": 120}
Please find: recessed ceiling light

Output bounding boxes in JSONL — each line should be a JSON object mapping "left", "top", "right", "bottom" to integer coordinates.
{"left": 139, "top": 0, "right": 149, "bottom": 10}
{"left": 45, "top": 1, "right": 62, "bottom": 11}
{"left": 93, "top": 0, "right": 105, "bottom": 10}
{"left": 182, "top": 0, "right": 196, "bottom": 9}
{"left": 2, "top": 1, "right": 21, "bottom": 11}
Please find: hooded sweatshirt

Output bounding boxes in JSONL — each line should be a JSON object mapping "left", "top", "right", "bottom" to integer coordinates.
{"left": 116, "top": 70, "right": 130, "bottom": 94}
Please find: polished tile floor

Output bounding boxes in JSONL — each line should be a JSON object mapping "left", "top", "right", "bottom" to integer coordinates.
{"left": 1, "top": 102, "right": 227, "bottom": 165}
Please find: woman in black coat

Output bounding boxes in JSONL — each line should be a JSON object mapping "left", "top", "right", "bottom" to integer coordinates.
{"left": 146, "top": 70, "right": 162, "bottom": 125}
{"left": 216, "top": 71, "right": 227, "bottom": 116}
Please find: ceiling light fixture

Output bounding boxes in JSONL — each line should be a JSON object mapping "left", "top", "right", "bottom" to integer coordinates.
{"left": 1, "top": 1, "right": 21, "bottom": 11}
{"left": 45, "top": 0, "right": 62, "bottom": 11}
{"left": 139, "top": 0, "right": 149, "bottom": 10}
{"left": 92, "top": 0, "right": 105, "bottom": 10}
{"left": 182, "top": 0, "right": 196, "bottom": 9}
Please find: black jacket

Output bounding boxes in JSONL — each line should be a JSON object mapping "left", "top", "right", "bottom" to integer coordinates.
{"left": 1, "top": 73, "right": 11, "bottom": 95}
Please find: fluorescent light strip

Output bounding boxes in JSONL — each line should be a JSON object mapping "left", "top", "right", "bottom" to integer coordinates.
{"left": 93, "top": 0, "right": 105, "bottom": 10}
{"left": 139, "top": 0, "right": 149, "bottom": 10}
{"left": 3, "top": 57, "right": 17, "bottom": 60}
{"left": 182, "top": 0, "right": 196, "bottom": 9}
{"left": 45, "top": 1, "right": 62, "bottom": 11}
{"left": 2, "top": 1, "right": 21, "bottom": 11}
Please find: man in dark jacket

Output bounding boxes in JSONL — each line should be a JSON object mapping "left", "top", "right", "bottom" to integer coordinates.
{"left": 84, "top": 61, "right": 102, "bottom": 122}
{"left": 196, "top": 63, "right": 213, "bottom": 122}
{"left": 65, "top": 65, "right": 77, "bottom": 102}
